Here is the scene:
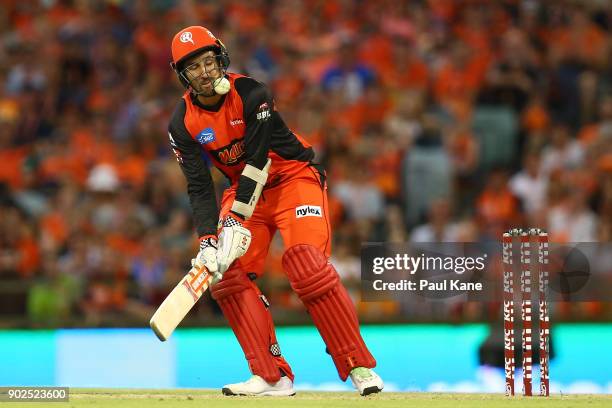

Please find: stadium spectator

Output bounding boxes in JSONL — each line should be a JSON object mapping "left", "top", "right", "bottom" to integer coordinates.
{"left": 0, "top": 0, "right": 609, "bottom": 328}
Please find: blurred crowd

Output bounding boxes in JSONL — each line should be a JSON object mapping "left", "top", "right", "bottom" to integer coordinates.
{"left": 0, "top": 0, "right": 610, "bottom": 327}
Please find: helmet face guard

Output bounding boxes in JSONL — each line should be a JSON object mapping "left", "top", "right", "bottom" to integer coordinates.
{"left": 174, "top": 43, "right": 230, "bottom": 94}
{"left": 170, "top": 27, "right": 231, "bottom": 94}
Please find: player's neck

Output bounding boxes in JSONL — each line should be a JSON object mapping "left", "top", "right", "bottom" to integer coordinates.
{"left": 196, "top": 93, "right": 223, "bottom": 107}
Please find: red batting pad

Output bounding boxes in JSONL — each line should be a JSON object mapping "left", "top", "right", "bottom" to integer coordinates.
{"left": 211, "top": 267, "right": 293, "bottom": 382}
{"left": 282, "top": 244, "right": 375, "bottom": 380}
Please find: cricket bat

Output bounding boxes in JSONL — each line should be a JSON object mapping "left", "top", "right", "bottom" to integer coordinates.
{"left": 150, "top": 265, "right": 218, "bottom": 341}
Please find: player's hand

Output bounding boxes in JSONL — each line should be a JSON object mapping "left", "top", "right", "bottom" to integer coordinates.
{"left": 216, "top": 212, "right": 251, "bottom": 275}
{"left": 192, "top": 236, "right": 222, "bottom": 284}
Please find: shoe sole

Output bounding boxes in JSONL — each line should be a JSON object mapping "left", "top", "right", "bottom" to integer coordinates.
{"left": 222, "top": 387, "right": 296, "bottom": 397}
{"left": 361, "top": 385, "right": 383, "bottom": 396}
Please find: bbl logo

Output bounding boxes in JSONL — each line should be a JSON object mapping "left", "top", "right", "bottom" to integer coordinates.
{"left": 256, "top": 102, "right": 271, "bottom": 121}
{"left": 196, "top": 128, "right": 216, "bottom": 145}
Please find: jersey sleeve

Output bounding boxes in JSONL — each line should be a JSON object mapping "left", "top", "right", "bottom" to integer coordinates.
{"left": 168, "top": 99, "right": 219, "bottom": 238}
{"left": 233, "top": 78, "right": 274, "bottom": 207}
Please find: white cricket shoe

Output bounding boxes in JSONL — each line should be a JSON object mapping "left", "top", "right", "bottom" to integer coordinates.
{"left": 222, "top": 375, "right": 295, "bottom": 396}
{"left": 349, "top": 367, "right": 384, "bottom": 396}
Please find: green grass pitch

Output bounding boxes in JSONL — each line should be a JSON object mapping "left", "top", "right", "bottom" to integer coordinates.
{"left": 9, "top": 389, "right": 611, "bottom": 407}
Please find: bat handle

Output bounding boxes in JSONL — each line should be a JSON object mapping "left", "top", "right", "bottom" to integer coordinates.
{"left": 211, "top": 271, "right": 223, "bottom": 285}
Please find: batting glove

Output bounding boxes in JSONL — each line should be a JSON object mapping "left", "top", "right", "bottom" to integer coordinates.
{"left": 216, "top": 212, "right": 252, "bottom": 275}
{"left": 192, "top": 235, "right": 222, "bottom": 284}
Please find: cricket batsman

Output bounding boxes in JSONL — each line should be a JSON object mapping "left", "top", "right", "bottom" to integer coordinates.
{"left": 167, "top": 26, "right": 383, "bottom": 396}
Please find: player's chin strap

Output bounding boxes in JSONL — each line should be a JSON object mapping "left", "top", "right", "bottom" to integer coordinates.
{"left": 231, "top": 158, "right": 272, "bottom": 219}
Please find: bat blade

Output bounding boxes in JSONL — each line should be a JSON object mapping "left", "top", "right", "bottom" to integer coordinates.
{"left": 150, "top": 266, "right": 213, "bottom": 341}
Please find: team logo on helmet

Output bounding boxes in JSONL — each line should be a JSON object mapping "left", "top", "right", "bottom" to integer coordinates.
{"left": 179, "top": 31, "right": 194, "bottom": 45}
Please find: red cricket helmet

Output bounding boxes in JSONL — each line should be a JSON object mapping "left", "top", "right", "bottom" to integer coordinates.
{"left": 170, "top": 26, "right": 230, "bottom": 89}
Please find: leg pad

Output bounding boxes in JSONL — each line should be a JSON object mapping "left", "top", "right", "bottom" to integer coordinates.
{"left": 211, "top": 266, "right": 293, "bottom": 382}
{"left": 282, "top": 244, "right": 376, "bottom": 380}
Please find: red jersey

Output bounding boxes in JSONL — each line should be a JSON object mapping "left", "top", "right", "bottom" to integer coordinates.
{"left": 168, "top": 73, "right": 315, "bottom": 237}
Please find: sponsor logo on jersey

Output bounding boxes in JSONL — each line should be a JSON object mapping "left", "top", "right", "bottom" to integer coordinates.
{"left": 230, "top": 118, "right": 244, "bottom": 126}
{"left": 196, "top": 127, "right": 216, "bottom": 145}
{"left": 295, "top": 205, "right": 322, "bottom": 218}
{"left": 212, "top": 139, "right": 245, "bottom": 165}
